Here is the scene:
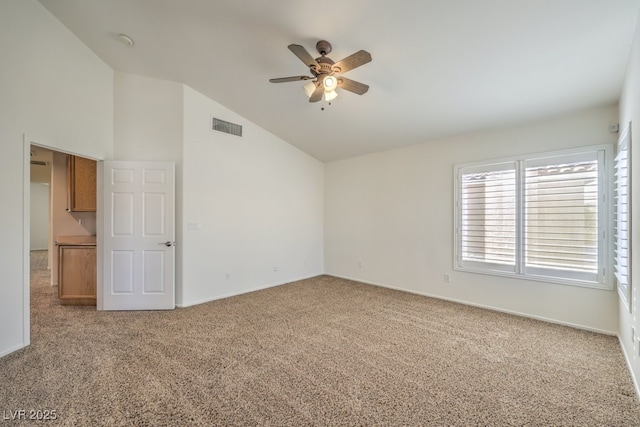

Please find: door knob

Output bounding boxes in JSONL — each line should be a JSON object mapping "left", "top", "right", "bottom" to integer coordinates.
{"left": 161, "top": 241, "right": 174, "bottom": 247}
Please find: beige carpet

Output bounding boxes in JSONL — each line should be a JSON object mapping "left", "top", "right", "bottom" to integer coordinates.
{"left": 0, "top": 251, "right": 638, "bottom": 426}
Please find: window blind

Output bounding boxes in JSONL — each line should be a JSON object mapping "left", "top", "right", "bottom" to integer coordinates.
{"left": 524, "top": 159, "right": 599, "bottom": 277}
{"left": 615, "top": 124, "right": 631, "bottom": 311}
{"left": 460, "top": 165, "right": 516, "bottom": 271}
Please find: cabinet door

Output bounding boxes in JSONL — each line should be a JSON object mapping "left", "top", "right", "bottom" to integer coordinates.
{"left": 68, "top": 155, "right": 97, "bottom": 212}
{"left": 58, "top": 245, "right": 96, "bottom": 305}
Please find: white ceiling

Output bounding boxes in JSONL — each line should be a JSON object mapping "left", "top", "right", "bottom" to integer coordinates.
{"left": 38, "top": 0, "right": 640, "bottom": 162}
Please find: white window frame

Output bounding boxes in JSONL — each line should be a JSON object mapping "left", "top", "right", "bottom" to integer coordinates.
{"left": 454, "top": 144, "right": 613, "bottom": 290}
{"left": 615, "top": 123, "right": 632, "bottom": 311}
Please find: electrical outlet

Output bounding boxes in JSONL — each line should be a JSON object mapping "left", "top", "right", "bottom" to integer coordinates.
{"left": 225, "top": 272, "right": 230, "bottom": 280}
{"left": 187, "top": 222, "right": 201, "bottom": 230}
{"left": 273, "top": 266, "right": 278, "bottom": 272}
{"left": 357, "top": 260, "right": 363, "bottom": 268}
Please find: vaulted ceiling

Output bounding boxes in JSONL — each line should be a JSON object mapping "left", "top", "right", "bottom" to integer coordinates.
{"left": 39, "top": 0, "right": 640, "bottom": 162}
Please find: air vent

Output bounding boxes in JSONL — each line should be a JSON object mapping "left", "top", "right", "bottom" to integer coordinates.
{"left": 30, "top": 160, "right": 49, "bottom": 166}
{"left": 212, "top": 117, "right": 242, "bottom": 137}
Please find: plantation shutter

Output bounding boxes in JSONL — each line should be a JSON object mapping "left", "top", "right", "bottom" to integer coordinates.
{"left": 523, "top": 151, "right": 601, "bottom": 282}
{"left": 455, "top": 145, "right": 611, "bottom": 288}
{"left": 615, "top": 124, "right": 631, "bottom": 310}
{"left": 459, "top": 162, "right": 517, "bottom": 272}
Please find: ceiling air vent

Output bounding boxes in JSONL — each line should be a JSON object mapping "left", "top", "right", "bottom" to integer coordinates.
{"left": 212, "top": 117, "right": 242, "bottom": 137}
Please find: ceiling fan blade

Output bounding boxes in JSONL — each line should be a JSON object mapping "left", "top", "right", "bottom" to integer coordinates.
{"left": 269, "top": 76, "right": 313, "bottom": 83}
{"left": 332, "top": 50, "right": 372, "bottom": 74}
{"left": 337, "top": 77, "right": 369, "bottom": 95}
{"left": 308, "top": 83, "right": 324, "bottom": 103}
{"left": 288, "top": 44, "right": 320, "bottom": 71}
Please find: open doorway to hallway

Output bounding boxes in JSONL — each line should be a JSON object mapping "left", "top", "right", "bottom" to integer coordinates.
{"left": 29, "top": 145, "right": 97, "bottom": 307}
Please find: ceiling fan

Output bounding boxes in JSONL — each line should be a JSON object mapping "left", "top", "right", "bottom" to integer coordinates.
{"left": 269, "top": 40, "right": 372, "bottom": 103}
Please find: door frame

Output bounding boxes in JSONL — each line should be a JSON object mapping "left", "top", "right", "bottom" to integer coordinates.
{"left": 96, "top": 161, "right": 104, "bottom": 310}
{"left": 22, "top": 136, "right": 30, "bottom": 348}
{"left": 22, "top": 135, "right": 104, "bottom": 347}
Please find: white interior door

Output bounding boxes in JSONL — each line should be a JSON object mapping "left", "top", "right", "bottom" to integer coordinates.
{"left": 101, "top": 161, "right": 175, "bottom": 310}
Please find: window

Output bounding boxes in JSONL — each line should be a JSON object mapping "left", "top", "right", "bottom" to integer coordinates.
{"left": 455, "top": 145, "right": 612, "bottom": 289}
{"left": 614, "top": 123, "right": 631, "bottom": 310}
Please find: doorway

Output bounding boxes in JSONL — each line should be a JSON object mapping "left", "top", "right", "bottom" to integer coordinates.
{"left": 27, "top": 143, "right": 98, "bottom": 309}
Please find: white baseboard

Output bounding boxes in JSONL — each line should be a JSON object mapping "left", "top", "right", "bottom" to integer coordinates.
{"left": 0, "top": 342, "right": 27, "bottom": 359}
{"left": 618, "top": 335, "right": 640, "bottom": 402}
{"left": 176, "top": 273, "right": 321, "bottom": 308}
{"left": 326, "top": 273, "right": 617, "bottom": 336}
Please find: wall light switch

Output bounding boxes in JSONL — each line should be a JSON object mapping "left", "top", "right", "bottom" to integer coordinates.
{"left": 188, "top": 222, "right": 201, "bottom": 230}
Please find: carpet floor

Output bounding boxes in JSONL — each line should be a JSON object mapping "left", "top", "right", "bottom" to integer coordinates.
{"left": 0, "top": 250, "right": 639, "bottom": 426}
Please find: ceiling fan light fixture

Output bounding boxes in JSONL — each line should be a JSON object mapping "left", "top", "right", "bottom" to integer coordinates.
{"left": 323, "top": 75, "right": 337, "bottom": 91}
{"left": 324, "top": 89, "right": 338, "bottom": 102}
{"left": 302, "top": 81, "right": 317, "bottom": 97}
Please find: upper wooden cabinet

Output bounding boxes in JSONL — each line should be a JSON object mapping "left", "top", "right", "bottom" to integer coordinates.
{"left": 67, "top": 155, "right": 97, "bottom": 212}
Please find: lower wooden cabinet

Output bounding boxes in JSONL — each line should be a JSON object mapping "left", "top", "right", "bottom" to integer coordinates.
{"left": 58, "top": 241, "right": 96, "bottom": 306}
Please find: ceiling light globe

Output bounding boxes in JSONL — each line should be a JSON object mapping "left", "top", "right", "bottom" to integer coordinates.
{"left": 323, "top": 76, "right": 337, "bottom": 91}
{"left": 302, "top": 81, "right": 317, "bottom": 97}
{"left": 324, "top": 90, "right": 338, "bottom": 102}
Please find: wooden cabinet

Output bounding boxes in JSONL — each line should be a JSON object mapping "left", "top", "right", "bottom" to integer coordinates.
{"left": 67, "top": 155, "right": 96, "bottom": 212}
{"left": 57, "top": 236, "right": 97, "bottom": 306}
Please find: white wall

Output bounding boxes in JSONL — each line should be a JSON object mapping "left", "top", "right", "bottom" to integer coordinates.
{"left": 618, "top": 7, "right": 640, "bottom": 397}
{"left": 325, "top": 104, "right": 620, "bottom": 333}
{"left": 0, "top": 0, "right": 113, "bottom": 357}
{"left": 180, "top": 86, "right": 324, "bottom": 306}
{"left": 30, "top": 183, "right": 50, "bottom": 250}
{"left": 114, "top": 72, "right": 184, "bottom": 162}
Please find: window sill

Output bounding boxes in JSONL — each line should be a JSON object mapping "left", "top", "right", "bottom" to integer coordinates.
{"left": 453, "top": 265, "right": 614, "bottom": 291}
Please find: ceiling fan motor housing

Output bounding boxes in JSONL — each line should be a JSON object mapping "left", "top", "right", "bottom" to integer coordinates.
{"left": 315, "top": 56, "right": 335, "bottom": 75}
{"left": 316, "top": 40, "right": 332, "bottom": 55}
